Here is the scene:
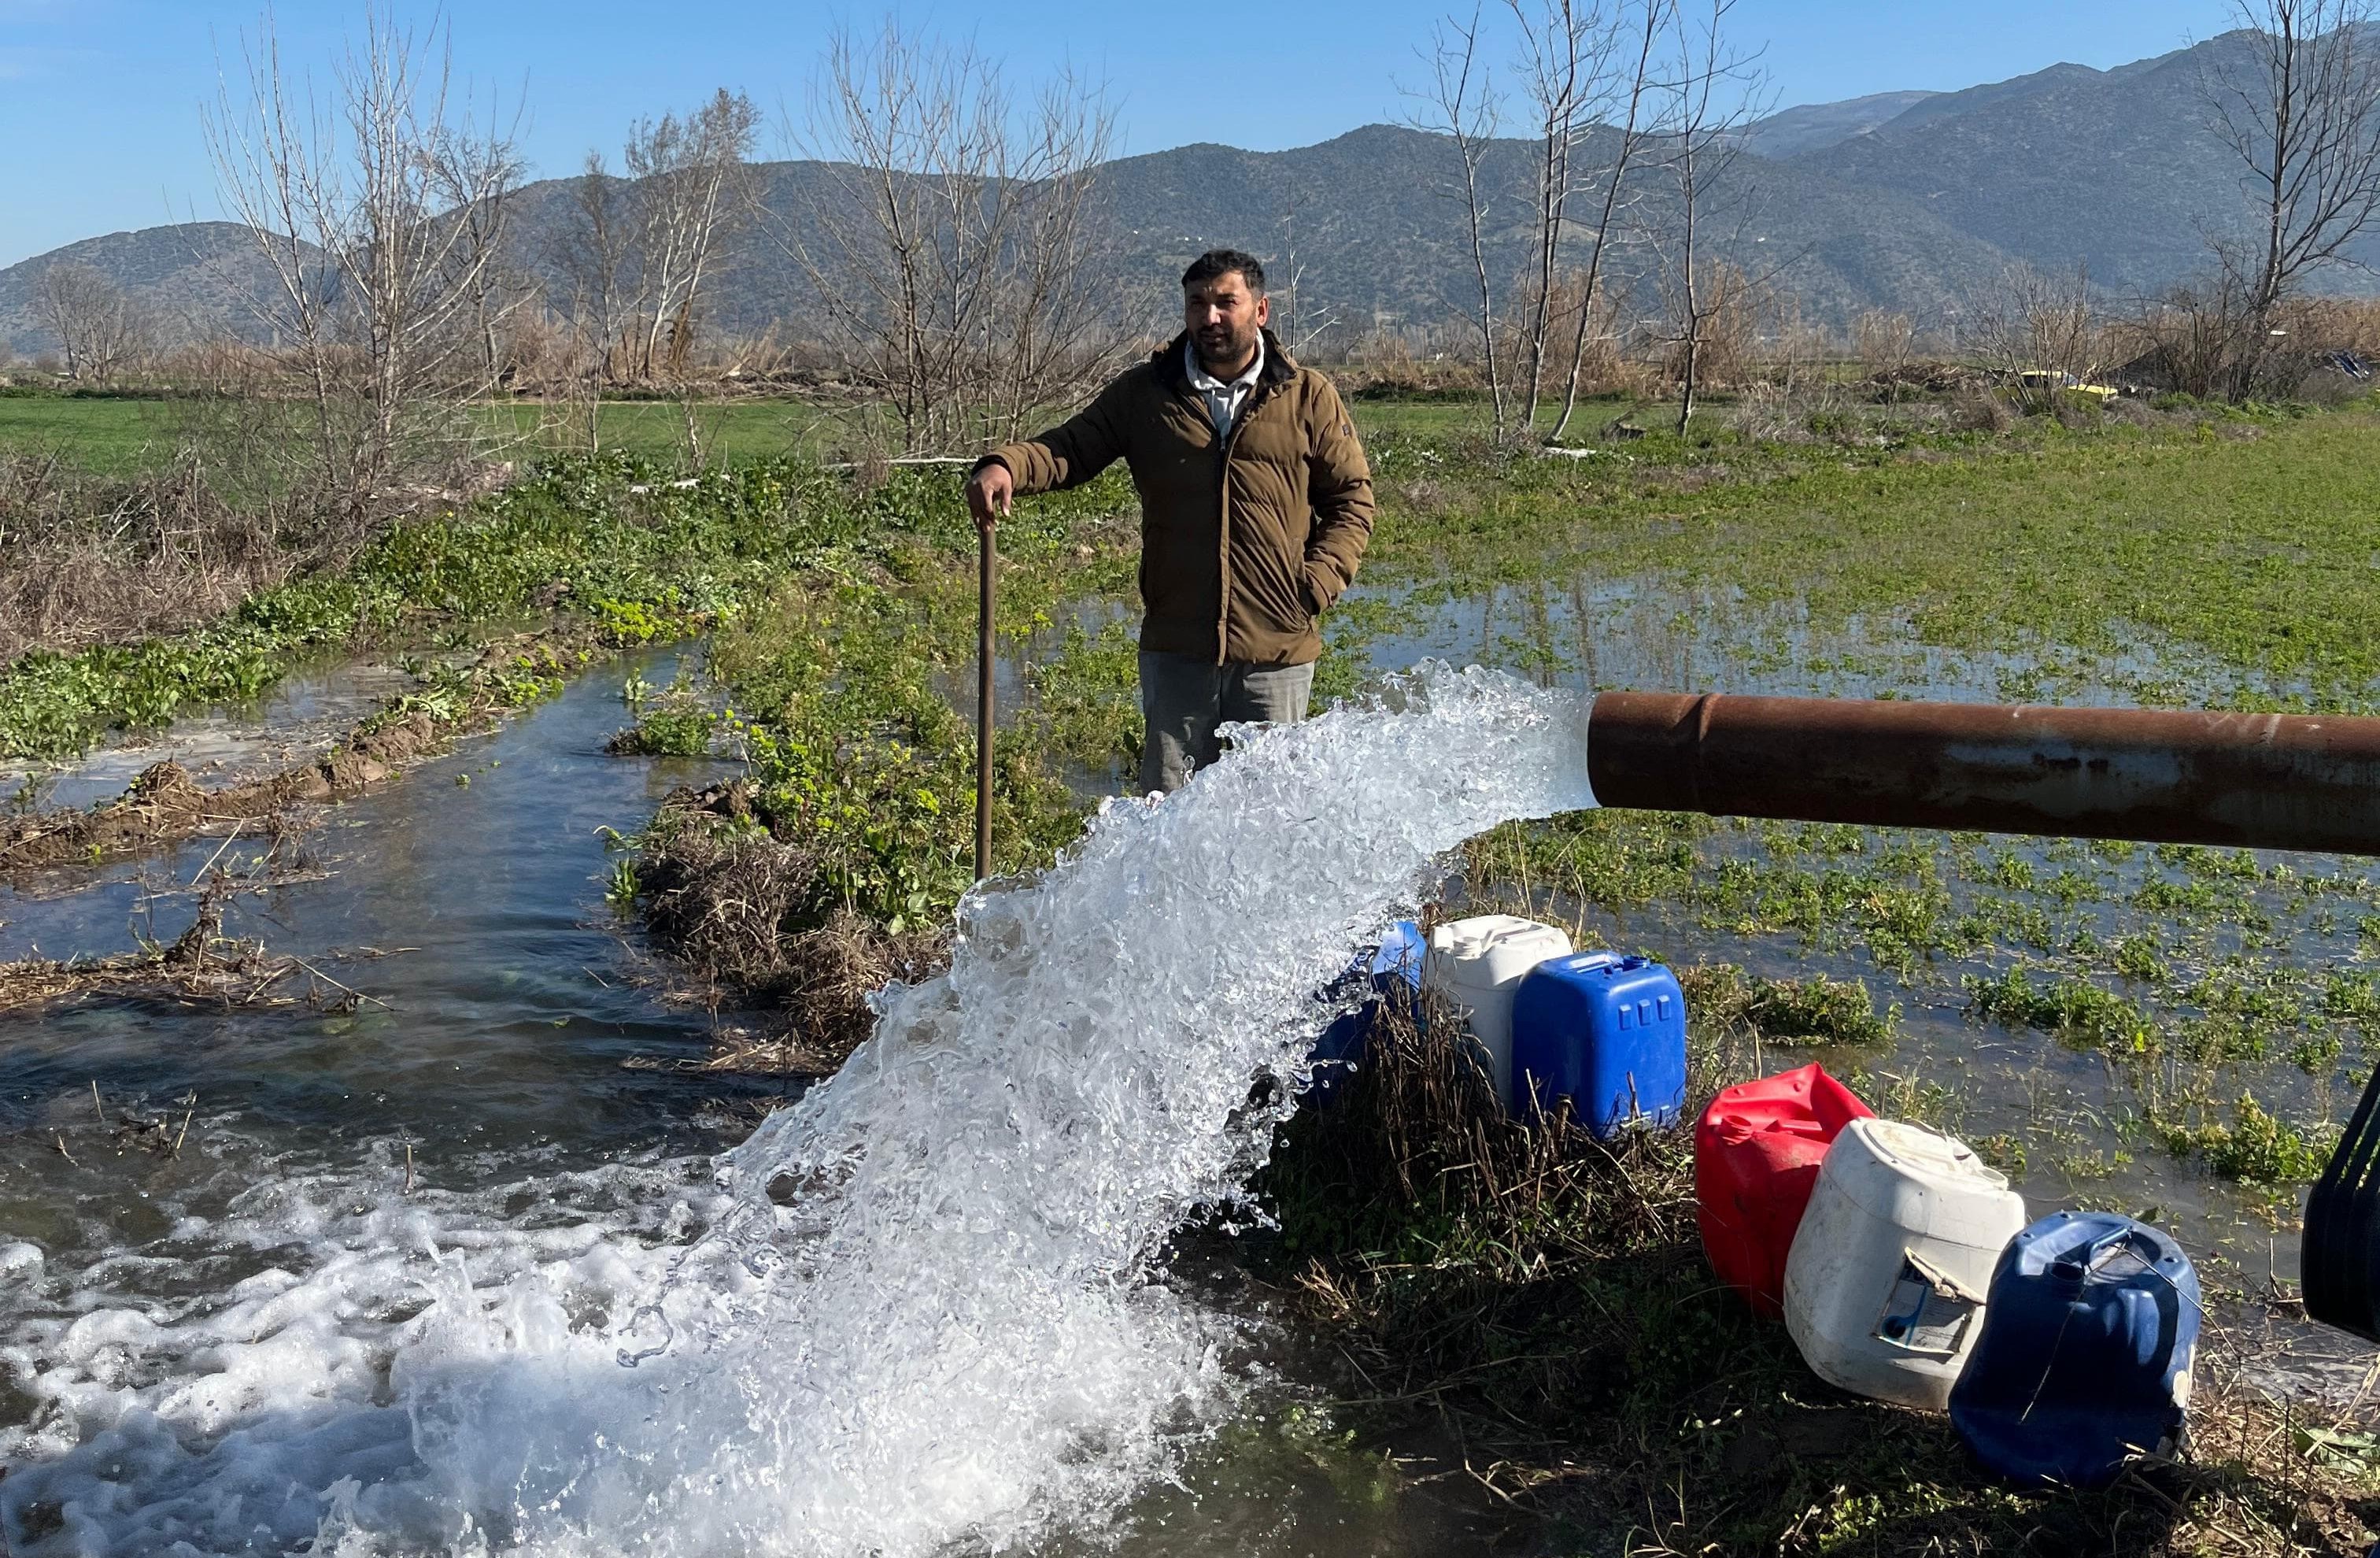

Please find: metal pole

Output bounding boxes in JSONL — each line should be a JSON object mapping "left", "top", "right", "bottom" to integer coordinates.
{"left": 1587, "top": 691, "right": 2380, "bottom": 857}
{"left": 975, "top": 525, "right": 996, "bottom": 883}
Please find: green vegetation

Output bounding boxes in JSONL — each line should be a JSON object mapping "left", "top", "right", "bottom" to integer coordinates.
{"left": 0, "top": 383, "right": 1626, "bottom": 476}
{"left": 0, "top": 391, "right": 176, "bottom": 472}
{"left": 0, "top": 456, "right": 955, "bottom": 759}
{"left": 10, "top": 390, "right": 2380, "bottom": 1550}
{"left": 1967, "top": 964, "right": 2160, "bottom": 1055}
{"left": 607, "top": 672, "right": 720, "bottom": 757}
{"left": 2156, "top": 1092, "right": 2338, "bottom": 1186}
{"left": 0, "top": 392, "right": 848, "bottom": 473}
{"left": 627, "top": 468, "right": 1140, "bottom": 945}
{"left": 1680, "top": 964, "right": 1900, "bottom": 1047}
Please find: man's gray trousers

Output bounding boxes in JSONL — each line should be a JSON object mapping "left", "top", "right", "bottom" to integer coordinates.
{"left": 1137, "top": 649, "right": 1314, "bottom": 794}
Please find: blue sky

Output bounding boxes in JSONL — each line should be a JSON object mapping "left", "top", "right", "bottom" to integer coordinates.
{"left": 2, "top": 0, "right": 2241, "bottom": 268}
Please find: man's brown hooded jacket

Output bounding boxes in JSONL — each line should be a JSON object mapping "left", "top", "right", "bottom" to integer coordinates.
{"left": 979, "top": 330, "right": 1374, "bottom": 667}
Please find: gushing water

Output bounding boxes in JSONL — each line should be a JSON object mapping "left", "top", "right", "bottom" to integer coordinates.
{"left": 1, "top": 664, "right": 1595, "bottom": 1557}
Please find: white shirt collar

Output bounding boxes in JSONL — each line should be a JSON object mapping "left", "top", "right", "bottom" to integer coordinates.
{"left": 1185, "top": 334, "right": 1263, "bottom": 392}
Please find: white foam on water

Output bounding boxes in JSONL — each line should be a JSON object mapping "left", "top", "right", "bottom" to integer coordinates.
{"left": 1, "top": 664, "right": 1595, "bottom": 1558}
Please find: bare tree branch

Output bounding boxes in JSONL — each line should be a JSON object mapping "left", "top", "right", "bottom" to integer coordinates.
{"left": 759, "top": 20, "right": 1128, "bottom": 453}
{"left": 1973, "top": 261, "right": 2107, "bottom": 410}
{"left": 2199, "top": 0, "right": 2380, "bottom": 393}
{"left": 1550, "top": 0, "right": 1665, "bottom": 439}
{"left": 1507, "top": 0, "right": 1634, "bottom": 430}
{"left": 201, "top": 5, "right": 520, "bottom": 534}
{"left": 553, "top": 150, "right": 634, "bottom": 450}
{"left": 1403, "top": 9, "right": 1509, "bottom": 435}
{"left": 621, "top": 90, "right": 759, "bottom": 385}
{"left": 36, "top": 263, "right": 153, "bottom": 383}
{"left": 1654, "top": 0, "right": 1771, "bottom": 434}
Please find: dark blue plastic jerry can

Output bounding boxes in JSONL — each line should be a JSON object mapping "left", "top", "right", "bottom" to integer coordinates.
{"left": 1306, "top": 920, "right": 1425, "bottom": 1103}
{"left": 1949, "top": 1212, "right": 2201, "bottom": 1490}
{"left": 1510, "top": 953, "right": 1687, "bottom": 1137}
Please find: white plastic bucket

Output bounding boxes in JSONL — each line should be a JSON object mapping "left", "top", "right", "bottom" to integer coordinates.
{"left": 1421, "top": 915, "right": 1572, "bottom": 1109}
{"left": 1783, "top": 1116, "right": 2027, "bottom": 1411}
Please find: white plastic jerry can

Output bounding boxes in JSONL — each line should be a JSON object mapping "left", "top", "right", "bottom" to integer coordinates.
{"left": 1421, "top": 915, "right": 1573, "bottom": 1110}
{"left": 1782, "top": 1116, "right": 2028, "bottom": 1412}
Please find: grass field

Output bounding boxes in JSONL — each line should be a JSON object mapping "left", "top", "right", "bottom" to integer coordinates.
{"left": 0, "top": 393, "right": 183, "bottom": 472}
{"left": 0, "top": 387, "right": 1632, "bottom": 474}
{"left": 0, "top": 393, "right": 850, "bottom": 472}
{"left": 10, "top": 386, "right": 2380, "bottom": 1550}
{"left": 1365, "top": 407, "right": 2380, "bottom": 706}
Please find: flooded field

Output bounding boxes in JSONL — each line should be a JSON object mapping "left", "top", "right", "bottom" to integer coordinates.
{"left": 1345, "top": 568, "right": 2376, "bottom": 1356}
{"left": 0, "top": 653, "right": 1592, "bottom": 1555}
{"left": 2, "top": 657, "right": 425, "bottom": 816}
{"left": 6, "top": 413, "right": 2380, "bottom": 1553}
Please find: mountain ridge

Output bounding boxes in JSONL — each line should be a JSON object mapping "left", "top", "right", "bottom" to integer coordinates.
{"left": 7, "top": 29, "right": 2371, "bottom": 357}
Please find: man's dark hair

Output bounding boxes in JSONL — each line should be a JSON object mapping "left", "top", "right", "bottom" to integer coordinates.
{"left": 1181, "top": 248, "right": 1266, "bottom": 294}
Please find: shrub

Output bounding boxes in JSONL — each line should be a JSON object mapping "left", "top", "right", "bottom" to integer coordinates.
{"left": 2156, "top": 1093, "right": 2334, "bottom": 1185}
{"left": 1947, "top": 391, "right": 2014, "bottom": 433}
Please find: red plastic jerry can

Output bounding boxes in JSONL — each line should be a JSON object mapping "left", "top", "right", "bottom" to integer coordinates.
{"left": 1695, "top": 1064, "right": 1875, "bottom": 1319}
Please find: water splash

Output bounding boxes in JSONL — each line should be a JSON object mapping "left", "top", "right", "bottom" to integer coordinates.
{"left": 1, "top": 664, "right": 1595, "bottom": 1557}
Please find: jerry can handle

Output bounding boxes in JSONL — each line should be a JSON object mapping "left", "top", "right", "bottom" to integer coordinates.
{"left": 2050, "top": 1224, "right": 2138, "bottom": 1284}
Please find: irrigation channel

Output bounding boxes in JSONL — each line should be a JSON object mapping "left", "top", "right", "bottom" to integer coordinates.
{"left": 1, "top": 572, "right": 2374, "bottom": 1553}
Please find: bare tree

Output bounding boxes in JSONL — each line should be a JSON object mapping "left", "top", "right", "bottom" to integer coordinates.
{"left": 623, "top": 89, "right": 760, "bottom": 383}
{"left": 767, "top": 20, "right": 1128, "bottom": 453}
{"left": 36, "top": 262, "right": 153, "bottom": 383}
{"left": 2125, "top": 277, "right": 2249, "bottom": 398}
{"left": 1511, "top": 0, "right": 1602, "bottom": 425}
{"left": 1510, "top": 0, "right": 1662, "bottom": 432}
{"left": 1276, "top": 207, "right": 1343, "bottom": 355}
{"left": 1405, "top": 9, "right": 1509, "bottom": 435}
{"left": 1853, "top": 307, "right": 1916, "bottom": 390}
{"left": 1549, "top": 0, "right": 1665, "bottom": 440}
{"left": 988, "top": 70, "right": 1133, "bottom": 447}
{"left": 1654, "top": 0, "right": 1768, "bottom": 433}
{"left": 202, "top": 7, "right": 520, "bottom": 531}
{"left": 1972, "top": 261, "right": 2106, "bottom": 410}
{"left": 432, "top": 127, "right": 528, "bottom": 388}
{"left": 553, "top": 151, "right": 635, "bottom": 450}
{"left": 2200, "top": 0, "right": 2380, "bottom": 394}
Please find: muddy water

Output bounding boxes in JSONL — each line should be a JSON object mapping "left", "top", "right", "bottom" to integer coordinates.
{"left": 0, "top": 653, "right": 767, "bottom": 1540}
{"left": 0, "top": 649, "right": 740, "bottom": 1109}
{"left": 0, "top": 646, "right": 773, "bottom": 1230}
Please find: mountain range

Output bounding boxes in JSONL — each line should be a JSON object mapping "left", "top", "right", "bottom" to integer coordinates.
{"left": 2, "top": 28, "right": 2364, "bottom": 358}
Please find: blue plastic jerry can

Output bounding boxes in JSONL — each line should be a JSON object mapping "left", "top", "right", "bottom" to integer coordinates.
{"left": 1949, "top": 1212, "right": 2201, "bottom": 1490}
{"left": 1306, "top": 920, "right": 1425, "bottom": 1103}
{"left": 1510, "top": 953, "right": 1687, "bottom": 1136}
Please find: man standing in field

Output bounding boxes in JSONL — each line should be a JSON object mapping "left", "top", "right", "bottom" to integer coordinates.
{"left": 967, "top": 248, "right": 1375, "bottom": 794}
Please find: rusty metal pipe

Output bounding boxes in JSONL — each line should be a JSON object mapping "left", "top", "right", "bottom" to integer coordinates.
{"left": 1586, "top": 692, "right": 2380, "bottom": 857}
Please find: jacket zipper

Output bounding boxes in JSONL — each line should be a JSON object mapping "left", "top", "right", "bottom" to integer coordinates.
{"left": 1212, "top": 376, "right": 1280, "bottom": 665}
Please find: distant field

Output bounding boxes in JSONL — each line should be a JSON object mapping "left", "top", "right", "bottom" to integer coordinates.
{"left": 486, "top": 399, "right": 848, "bottom": 464}
{"left": 0, "top": 394, "right": 182, "bottom": 472}
{"left": 0, "top": 394, "right": 848, "bottom": 473}
{"left": 0, "top": 388, "right": 1619, "bottom": 476}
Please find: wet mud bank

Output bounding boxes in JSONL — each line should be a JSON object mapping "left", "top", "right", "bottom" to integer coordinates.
{"left": 623, "top": 778, "right": 952, "bottom": 1076}
{"left": 0, "top": 628, "right": 606, "bottom": 882}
